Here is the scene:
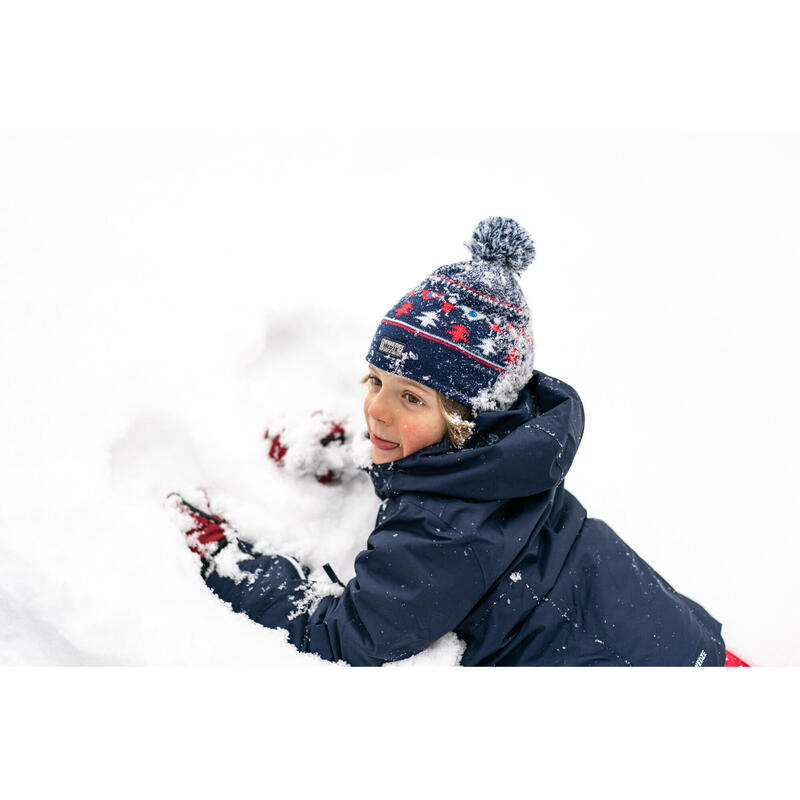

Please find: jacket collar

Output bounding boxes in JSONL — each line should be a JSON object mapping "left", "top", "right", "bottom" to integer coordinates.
{"left": 364, "top": 371, "right": 585, "bottom": 501}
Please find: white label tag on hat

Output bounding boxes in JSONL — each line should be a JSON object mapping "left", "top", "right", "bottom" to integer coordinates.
{"left": 378, "top": 337, "right": 406, "bottom": 359}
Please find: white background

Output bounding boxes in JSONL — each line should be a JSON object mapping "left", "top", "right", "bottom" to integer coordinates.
{"left": 1, "top": 1, "right": 798, "bottom": 797}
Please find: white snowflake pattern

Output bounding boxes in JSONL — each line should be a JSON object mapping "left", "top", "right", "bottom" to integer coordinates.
{"left": 415, "top": 310, "right": 440, "bottom": 328}
{"left": 477, "top": 337, "right": 498, "bottom": 356}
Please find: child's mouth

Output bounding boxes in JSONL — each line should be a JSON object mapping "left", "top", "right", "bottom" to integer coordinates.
{"left": 369, "top": 432, "right": 400, "bottom": 451}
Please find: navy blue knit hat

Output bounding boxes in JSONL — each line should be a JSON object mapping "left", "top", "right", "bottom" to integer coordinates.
{"left": 366, "top": 217, "right": 536, "bottom": 413}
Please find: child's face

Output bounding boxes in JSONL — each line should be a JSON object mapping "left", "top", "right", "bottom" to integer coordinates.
{"left": 363, "top": 364, "right": 448, "bottom": 464}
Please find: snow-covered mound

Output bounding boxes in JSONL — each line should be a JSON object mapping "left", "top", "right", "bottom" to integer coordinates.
{"left": 1, "top": 134, "right": 797, "bottom": 665}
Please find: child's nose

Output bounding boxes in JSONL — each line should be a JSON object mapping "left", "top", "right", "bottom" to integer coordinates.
{"left": 367, "top": 393, "right": 392, "bottom": 425}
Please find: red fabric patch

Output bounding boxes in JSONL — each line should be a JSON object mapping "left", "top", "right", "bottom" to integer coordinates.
{"left": 724, "top": 650, "right": 750, "bottom": 667}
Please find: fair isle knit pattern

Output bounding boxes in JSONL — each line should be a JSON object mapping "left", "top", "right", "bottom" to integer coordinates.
{"left": 366, "top": 218, "right": 536, "bottom": 413}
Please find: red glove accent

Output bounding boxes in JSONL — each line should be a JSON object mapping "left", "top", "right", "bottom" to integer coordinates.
{"left": 319, "top": 421, "right": 346, "bottom": 447}
{"left": 264, "top": 411, "right": 348, "bottom": 485}
{"left": 167, "top": 492, "right": 231, "bottom": 559}
{"left": 265, "top": 429, "right": 289, "bottom": 465}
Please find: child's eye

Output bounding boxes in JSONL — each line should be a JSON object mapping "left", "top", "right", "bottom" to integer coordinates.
{"left": 367, "top": 375, "right": 381, "bottom": 387}
{"left": 404, "top": 393, "right": 423, "bottom": 406}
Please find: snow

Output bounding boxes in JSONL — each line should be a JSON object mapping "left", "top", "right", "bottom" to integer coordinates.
{"left": 1, "top": 133, "right": 799, "bottom": 665}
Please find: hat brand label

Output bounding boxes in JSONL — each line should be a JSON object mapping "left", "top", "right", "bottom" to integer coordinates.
{"left": 378, "top": 337, "right": 406, "bottom": 359}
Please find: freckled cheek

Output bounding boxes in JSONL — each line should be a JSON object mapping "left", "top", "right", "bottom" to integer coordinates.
{"left": 398, "top": 418, "right": 440, "bottom": 452}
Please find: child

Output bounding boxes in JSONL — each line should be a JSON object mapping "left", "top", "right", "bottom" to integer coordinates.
{"left": 171, "top": 217, "right": 733, "bottom": 666}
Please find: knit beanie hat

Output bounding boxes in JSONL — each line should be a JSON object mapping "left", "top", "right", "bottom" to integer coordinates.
{"left": 365, "top": 217, "right": 536, "bottom": 413}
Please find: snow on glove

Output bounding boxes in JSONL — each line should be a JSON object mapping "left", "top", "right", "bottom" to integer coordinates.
{"left": 264, "top": 409, "right": 361, "bottom": 485}
{"left": 167, "top": 491, "right": 233, "bottom": 575}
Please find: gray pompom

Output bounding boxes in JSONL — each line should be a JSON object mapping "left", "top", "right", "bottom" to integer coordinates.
{"left": 465, "top": 217, "right": 535, "bottom": 275}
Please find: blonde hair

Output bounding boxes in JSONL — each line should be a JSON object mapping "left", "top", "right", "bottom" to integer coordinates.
{"left": 436, "top": 393, "right": 475, "bottom": 448}
{"left": 361, "top": 373, "right": 475, "bottom": 449}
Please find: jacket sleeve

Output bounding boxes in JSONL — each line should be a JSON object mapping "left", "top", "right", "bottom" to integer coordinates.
{"left": 203, "top": 502, "right": 488, "bottom": 666}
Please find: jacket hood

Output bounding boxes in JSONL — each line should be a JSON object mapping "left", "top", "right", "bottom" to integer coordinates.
{"left": 365, "top": 371, "right": 585, "bottom": 501}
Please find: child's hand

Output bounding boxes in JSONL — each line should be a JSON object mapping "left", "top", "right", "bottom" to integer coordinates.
{"left": 264, "top": 410, "right": 350, "bottom": 485}
{"left": 167, "top": 491, "right": 232, "bottom": 562}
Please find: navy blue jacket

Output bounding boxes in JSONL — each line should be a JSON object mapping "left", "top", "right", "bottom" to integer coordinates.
{"left": 205, "top": 371, "right": 726, "bottom": 666}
